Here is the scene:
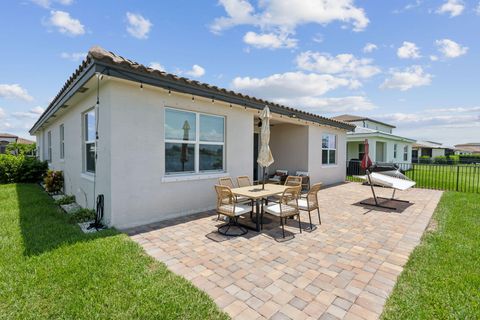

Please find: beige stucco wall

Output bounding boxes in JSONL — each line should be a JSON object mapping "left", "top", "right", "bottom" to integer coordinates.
{"left": 432, "top": 148, "right": 446, "bottom": 157}
{"left": 107, "top": 80, "right": 254, "bottom": 229}
{"left": 35, "top": 82, "right": 112, "bottom": 223}
{"left": 269, "top": 123, "right": 309, "bottom": 174}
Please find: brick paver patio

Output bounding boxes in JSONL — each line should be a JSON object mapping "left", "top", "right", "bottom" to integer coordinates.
{"left": 125, "top": 182, "right": 442, "bottom": 319}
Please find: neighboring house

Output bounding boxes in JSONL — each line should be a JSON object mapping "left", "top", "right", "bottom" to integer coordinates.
{"left": 0, "top": 133, "right": 35, "bottom": 154}
{"left": 412, "top": 141, "right": 454, "bottom": 162}
{"left": 29, "top": 46, "right": 354, "bottom": 229}
{"left": 332, "top": 114, "right": 415, "bottom": 165}
{"left": 454, "top": 143, "right": 480, "bottom": 155}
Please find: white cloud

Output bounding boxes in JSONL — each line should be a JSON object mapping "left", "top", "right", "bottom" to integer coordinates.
{"left": 430, "top": 55, "right": 439, "bottom": 61}
{"left": 0, "top": 107, "right": 5, "bottom": 119}
{"left": 380, "top": 65, "right": 432, "bottom": 91}
{"left": 126, "top": 12, "right": 152, "bottom": 39}
{"left": 397, "top": 41, "right": 421, "bottom": 59}
{"left": 243, "top": 31, "right": 297, "bottom": 49}
{"left": 232, "top": 72, "right": 352, "bottom": 100}
{"left": 476, "top": 2, "right": 480, "bottom": 15}
{"left": 149, "top": 62, "right": 165, "bottom": 72}
{"left": 363, "top": 43, "right": 378, "bottom": 53}
{"left": 211, "top": 0, "right": 369, "bottom": 48}
{"left": 60, "top": 51, "right": 86, "bottom": 62}
{"left": 47, "top": 10, "right": 85, "bottom": 36}
{"left": 30, "top": 106, "right": 45, "bottom": 114}
{"left": 31, "top": 0, "right": 73, "bottom": 8}
{"left": 11, "top": 107, "right": 45, "bottom": 119}
{"left": 435, "top": 39, "right": 468, "bottom": 58}
{"left": 276, "top": 96, "right": 376, "bottom": 113}
{"left": 296, "top": 51, "right": 381, "bottom": 79}
{"left": 184, "top": 65, "right": 205, "bottom": 78}
{"left": 436, "top": 0, "right": 464, "bottom": 17}
{"left": 0, "top": 84, "right": 34, "bottom": 102}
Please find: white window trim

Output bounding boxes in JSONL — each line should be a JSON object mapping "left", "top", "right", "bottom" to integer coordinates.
{"left": 322, "top": 134, "right": 337, "bottom": 166}
{"left": 83, "top": 109, "right": 96, "bottom": 174}
{"left": 47, "top": 131, "right": 52, "bottom": 163}
{"left": 403, "top": 145, "right": 409, "bottom": 161}
{"left": 164, "top": 107, "right": 226, "bottom": 176}
{"left": 393, "top": 144, "right": 398, "bottom": 159}
{"left": 59, "top": 124, "right": 65, "bottom": 160}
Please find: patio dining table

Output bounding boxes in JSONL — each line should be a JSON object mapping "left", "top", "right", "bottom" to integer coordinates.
{"left": 231, "top": 183, "right": 289, "bottom": 232}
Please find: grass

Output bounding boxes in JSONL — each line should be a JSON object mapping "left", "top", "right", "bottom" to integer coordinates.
{"left": 347, "top": 164, "right": 480, "bottom": 193}
{"left": 382, "top": 191, "right": 480, "bottom": 319}
{"left": 0, "top": 183, "right": 228, "bottom": 320}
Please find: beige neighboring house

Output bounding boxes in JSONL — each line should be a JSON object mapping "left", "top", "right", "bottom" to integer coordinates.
{"left": 29, "top": 46, "right": 354, "bottom": 229}
{"left": 412, "top": 140, "right": 455, "bottom": 162}
{"left": 0, "top": 133, "right": 35, "bottom": 154}
{"left": 454, "top": 143, "right": 480, "bottom": 155}
{"left": 332, "top": 114, "right": 415, "bottom": 165}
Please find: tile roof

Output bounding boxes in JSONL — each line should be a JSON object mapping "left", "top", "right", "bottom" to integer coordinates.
{"left": 0, "top": 133, "right": 18, "bottom": 138}
{"left": 30, "top": 46, "right": 354, "bottom": 134}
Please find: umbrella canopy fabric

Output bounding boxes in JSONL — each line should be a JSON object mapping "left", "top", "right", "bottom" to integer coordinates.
{"left": 360, "top": 139, "right": 373, "bottom": 170}
{"left": 257, "top": 106, "right": 274, "bottom": 168}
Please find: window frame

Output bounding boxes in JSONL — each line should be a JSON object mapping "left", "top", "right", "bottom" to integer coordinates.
{"left": 83, "top": 109, "right": 96, "bottom": 174}
{"left": 47, "top": 130, "right": 52, "bottom": 162}
{"left": 321, "top": 134, "right": 337, "bottom": 165}
{"left": 59, "top": 124, "right": 65, "bottom": 160}
{"left": 403, "top": 145, "right": 408, "bottom": 161}
{"left": 393, "top": 143, "right": 398, "bottom": 159}
{"left": 164, "top": 107, "right": 225, "bottom": 175}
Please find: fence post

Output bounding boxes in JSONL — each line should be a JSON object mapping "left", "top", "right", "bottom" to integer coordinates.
{"left": 412, "top": 163, "right": 415, "bottom": 182}
{"left": 456, "top": 165, "right": 460, "bottom": 191}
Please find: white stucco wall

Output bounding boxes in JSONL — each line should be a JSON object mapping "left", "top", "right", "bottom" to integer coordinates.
{"left": 346, "top": 138, "right": 412, "bottom": 164}
{"left": 35, "top": 83, "right": 112, "bottom": 222}
{"left": 308, "top": 125, "right": 347, "bottom": 186}
{"left": 107, "top": 80, "right": 254, "bottom": 229}
{"left": 432, "top": 149, "right": 446, "bottom": 157}
{"left": 350, "top": 120, "right": 393, "bottom": 134}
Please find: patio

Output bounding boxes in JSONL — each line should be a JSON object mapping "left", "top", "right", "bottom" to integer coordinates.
{"left": 126, "top": 182, "right": 442, "bottom": 320}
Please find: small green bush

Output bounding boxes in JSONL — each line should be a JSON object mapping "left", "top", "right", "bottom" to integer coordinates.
{"left": 419, "top": 156, "right": 431, "bottom": 164}
{"left": 433, "top": 156, "right": 447, "bottom": 164}
{"left": 44, "top": 170, "right": 64, "bottom": 193}
{"left": 54, "top": 195, "right": 76, "bottom": 205}
{"left": 69, "top": 208, "right": 96, "bottom": 223}
{"left": 0, "top": 154, "right": 47, "bottom": 183}
{"left": 459, "top": 154, "right": 480, "bottom": 164}
{"left": 448, "top": 155, "right": 460, "bottom": 164}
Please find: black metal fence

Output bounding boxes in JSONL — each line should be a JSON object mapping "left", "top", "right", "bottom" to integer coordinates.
{"left": 346, "top": 160, "right": 480, "bottom": 193}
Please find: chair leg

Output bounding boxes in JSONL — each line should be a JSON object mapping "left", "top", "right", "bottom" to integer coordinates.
{"left": 308, "top": 211, "right": 313, "bottom": 230}
{"left": 280, "top": 216, "right": 285, "bottom": 238}
{"left": 317, "top": 208, "right": 321, "bottom": 225}
{"left": 297, "top": 214, "right": 302, "bottom": 233}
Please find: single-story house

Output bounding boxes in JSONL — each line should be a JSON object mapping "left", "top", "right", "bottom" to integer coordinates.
{"left": 30, "top": 46, "right": 354, "bottom": 229}
{"left": 454, "top": 143, "right": 480, "bottom": 155}
{"left": 332, "top": 114, "right": 415, "bottom": 166}
{"left": 0, "top": 133, "right": 35, "bottom": 154}
{"left": 412, "top": 140, "right": 454, "bottom": 162}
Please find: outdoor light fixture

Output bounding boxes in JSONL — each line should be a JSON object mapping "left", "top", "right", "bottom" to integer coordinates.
{"left": 168, "top": 88, "right": 171, "bottom": 95}
{"left": 140, "top": 82, "right": 143, "bottom": 90}
{"left": 212, "top": 97, "right": 215, "bottom": 104}
{"left": 229, "top": 104, "right": 232, "bottom": 108}
{"left": 192, "top": 96, "right": 195, "bottom": 103}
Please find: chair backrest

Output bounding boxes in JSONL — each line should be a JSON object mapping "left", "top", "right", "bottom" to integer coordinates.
{"left": 214, "top": 185, "right": 236, "bottom": 216}
{"left": 218, "top": 177, "right": 235, "bottom": 188}
{"left": 280, "top": 185, "right": 301, "bottom": 205}
{"left": 237, "top": 176, "right": 252, "bottom": 187}
{"left": 285, "top": 176, "right": 302, "bottom": 186}
{"left": 307, "top": 183, "right": 322, "bottom": 209}
{"left": 295, "top": 171, "right": 309, "bottom": 177}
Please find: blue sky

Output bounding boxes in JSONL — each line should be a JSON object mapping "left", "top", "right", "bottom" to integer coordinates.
{"left": 0, "top": 0, "right": 479, "bottom": 145}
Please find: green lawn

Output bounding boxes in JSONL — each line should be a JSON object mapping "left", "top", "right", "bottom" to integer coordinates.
{"left": 0, "top": 184, "right": 228, "bottom": 320}
{"left": 382, "top": 191, "right": 480, "bottom": 319}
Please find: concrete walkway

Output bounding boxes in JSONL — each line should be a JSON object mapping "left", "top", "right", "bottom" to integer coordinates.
{"left": 126, "top": 183, "right": 442, "bottom": 319}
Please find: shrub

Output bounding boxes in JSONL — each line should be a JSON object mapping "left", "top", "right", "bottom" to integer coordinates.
{"left": 419, "top": 156, "right": 431, "bottom": 164}
{"left": 459, "top": 154, "right": 480, "bottom": 164}
{"left": 6, "top": 142, "right": 36, "bottom": 156}
{"left": 0, "top": 154, "right": 47, "bottom": 183}
{"left": 433, "top": 156, "right": 447, "bottom": 164}
{"left": 44, "top": 170, "right": 64, "bottom": 193}
{"left": 54, "top": 195, "right": 76, "bottom": 205}
{"left": 447, "top": 155, "right": 460, "bottom": 165}
{"left": 69, "top": 208, "right": 96, "bottom": 223}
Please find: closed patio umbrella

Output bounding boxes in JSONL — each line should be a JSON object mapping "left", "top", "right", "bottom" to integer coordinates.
{"left": 361, "top": 139, "right": 372, "bottom": 171}
{"left": 257, "top": 106, "right": 274, "bottom": 189}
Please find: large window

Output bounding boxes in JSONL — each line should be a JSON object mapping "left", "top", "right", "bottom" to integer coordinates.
{"left": 47, "top": 131, "right": 52, "bottom": 162}
{"left": 322, "top": 134, "right": 337, "bottom": 165}
{"left": 84, "top": 110, "right": 96, "bottom": 173}
{"left": 393, "top": 144, "right": 398, "bottom": 159}
{"left": 165, "top": 108, "right": 225, "bottom": 174}
{"left": 358, "top": 143, "right": 365, "bottom": 160}
{"left": 403, "top": 145, "right": 409, "bottom": 161}
{"left": 59, "top": 124, "right": 65, "bottom": 159}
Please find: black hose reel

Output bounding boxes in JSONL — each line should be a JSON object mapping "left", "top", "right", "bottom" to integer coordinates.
{"left": 88, "top": 194, "right": 105, "bottom": 230}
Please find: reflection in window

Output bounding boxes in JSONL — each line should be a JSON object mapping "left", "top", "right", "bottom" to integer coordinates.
{"left": 165, "top": 108, "right": 225, "bottom": 174}
{"left": 322, "top": 134, "right": 337, "bottom": 165}
{"left": 84, "top": 110, "right": 96, "bottom": 173}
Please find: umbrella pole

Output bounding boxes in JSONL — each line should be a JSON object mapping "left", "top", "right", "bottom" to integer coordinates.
{"left": 262, "top": 166, "right": 266, "bottom": 190}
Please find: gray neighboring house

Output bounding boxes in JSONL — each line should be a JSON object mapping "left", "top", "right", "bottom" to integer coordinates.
{"left": 332, "top": 114, "right": 415, "bottom": 165}
{"left": 30, "top": 46, "right": 354, "bottom": 229}
{"left": 412, "top": 140, "right": 455, "bottom": 162}
{"left": 0, "top": 133, "right": 35, "bottom": 154}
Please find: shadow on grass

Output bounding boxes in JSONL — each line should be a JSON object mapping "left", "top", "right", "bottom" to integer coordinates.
{"left": 17, "top": 184, "right": 117, "bottom": 256}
